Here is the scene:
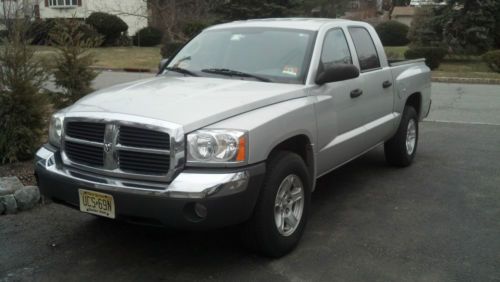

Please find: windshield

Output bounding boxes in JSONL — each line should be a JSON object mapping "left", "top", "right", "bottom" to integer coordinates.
{"left": 165, "top": 28, "right": 316, "bottom": 84}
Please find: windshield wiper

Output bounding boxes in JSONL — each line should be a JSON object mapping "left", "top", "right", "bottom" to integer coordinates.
{"left": 164, "top": 66, "right": 198, "bottom": 77}
{"left": 201, "top": 68, "right": 272, "bottom": 82}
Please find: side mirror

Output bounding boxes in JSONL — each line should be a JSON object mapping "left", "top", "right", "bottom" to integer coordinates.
{"left": 315, "top": 64, "right": 360, "bottom": 85}
{"left": 158, "top": 58, "right": 169, "bottom": 74}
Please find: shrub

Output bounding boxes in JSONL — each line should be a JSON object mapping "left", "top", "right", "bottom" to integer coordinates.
{"left": 0, "top": 22, "right": 49, "bottom": 163}
{"left": 404, "top": 47, "right": 447, "bottom": 70}
{"left": 161, "top": 41, "right": 185, "bottom": 58}
{"left": 182, "top": 22, "right": 207, "bottom": 38}
{"left": 49, "top": 18, "right": 102, "bottom": 108}
{"left": 133, "top": 27, "right": 162, "bottom": 47}
{"left": 85, "top": 12, "right": 128, "bottom": 46}
{"left": 375, "top": 20, "right": 409, "bottom": 46}
{"left": 482, "top": 50, "right": 500, "bottom": 72}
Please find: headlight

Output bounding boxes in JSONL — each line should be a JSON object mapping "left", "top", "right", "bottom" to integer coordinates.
{"left": 48, "top": 113, "right": 64, "bottom": 147}
{"left": 187, "top": 130, "right": 247, "bottom": 165}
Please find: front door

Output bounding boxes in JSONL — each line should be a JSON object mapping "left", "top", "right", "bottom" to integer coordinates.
{"left": 312, "top": 28, "right": 370, "bottom": 176}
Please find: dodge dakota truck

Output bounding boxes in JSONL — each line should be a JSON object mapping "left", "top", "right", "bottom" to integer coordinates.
{"left": 35, "top": 18, "right": 431, "bottom": 257}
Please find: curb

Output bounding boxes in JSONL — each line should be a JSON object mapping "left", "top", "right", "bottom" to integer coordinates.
{"left": 432, "top": 77, "right": 500, "bottom": 85}
{"left": 90, "top": 66, "right": 156, "bottom": 73}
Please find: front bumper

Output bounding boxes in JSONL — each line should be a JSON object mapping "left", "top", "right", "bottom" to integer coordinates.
{"left": 35, "top": 145, "right": 265, "bottom": 229}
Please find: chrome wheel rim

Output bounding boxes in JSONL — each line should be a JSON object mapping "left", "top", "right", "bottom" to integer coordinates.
{"left": 406, "top": 119, "right": 417, "bottom": 155}
{"left": 274, "top": 174, "right": 304, "bottom": 237}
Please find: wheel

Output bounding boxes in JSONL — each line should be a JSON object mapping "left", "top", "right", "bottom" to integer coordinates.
{"left": 242, "top": 151, "right": 311, "bottom": 258}
{"left": 384, "top": 106, "right": 419, "bottom": 167}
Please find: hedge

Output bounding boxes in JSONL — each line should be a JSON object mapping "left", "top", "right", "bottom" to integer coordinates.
{"left": 404, "top": 47, "right": 447, "bottom": 70}
{"left": 376, "top": 20, "right": 409, "bottom": 46}
{"left": 133, "top": 27, "right": 162, "bottom": 47}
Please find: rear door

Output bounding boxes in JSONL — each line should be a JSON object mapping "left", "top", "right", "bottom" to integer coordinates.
{"left": 347, "top": 26, "right": 395, "bottom": 143}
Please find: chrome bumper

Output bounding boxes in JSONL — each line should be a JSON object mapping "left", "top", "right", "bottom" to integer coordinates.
{"left": 35, "top": 146, "right": 249, "bottom": 199}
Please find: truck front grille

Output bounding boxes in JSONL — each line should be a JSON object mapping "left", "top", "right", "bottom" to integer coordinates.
{"left": 118, "top": 150, "right": 170, "bottom": 174}
{"left": 119, "top": 126, "right": 170, "bottom": 150}
{"left": 65, "top": 141, "right": 104, "bottom": 167}
{"left": 66, "top": 122, "right": 105, "bottom": 142}
{"left": 63, "top": 120, "right": 175, "bottom": 181}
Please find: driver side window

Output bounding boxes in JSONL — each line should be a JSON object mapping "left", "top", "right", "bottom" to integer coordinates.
{"left": 320, "top": 29, "right": 352, "bottom": 71}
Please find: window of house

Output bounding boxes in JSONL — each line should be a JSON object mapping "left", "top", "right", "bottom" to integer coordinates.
{"left": 348, "top": 27, "right": 381, "bottom": 71}
{"left": 320, "top": 28, "right": 353, "bottom": 71}
{"left": 48, "top": 0, "right": 78, "bottom": 7}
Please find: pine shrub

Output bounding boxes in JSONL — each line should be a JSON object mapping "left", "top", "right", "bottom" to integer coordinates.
{"left": 0, "top": 22, "right": 49, "bottom": 163}
{"left": 49, "top": 18, "right": 102, "bottom": 108}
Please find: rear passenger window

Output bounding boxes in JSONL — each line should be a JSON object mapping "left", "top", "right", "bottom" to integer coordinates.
{"left": 348, "top": 27, "right": 381, "bottom": 71}
{"left": 320, "top": 29, "right": 352, "bottom": 70}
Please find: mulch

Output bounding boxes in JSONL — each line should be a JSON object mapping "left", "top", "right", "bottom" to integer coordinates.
{"left": 0, "top": 160, "right": 37, "bottom": 186}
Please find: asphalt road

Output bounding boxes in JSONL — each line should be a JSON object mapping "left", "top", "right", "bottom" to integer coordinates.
{"left": 1, "top": 77, "right": 499, "bottom": 281}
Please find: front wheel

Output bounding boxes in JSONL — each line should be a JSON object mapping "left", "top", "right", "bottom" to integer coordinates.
{"left": 384, "top": 106, "right": 419, "bottom": 167}
{"left": 242, "top": 151, "right": 311, "bottom": 257}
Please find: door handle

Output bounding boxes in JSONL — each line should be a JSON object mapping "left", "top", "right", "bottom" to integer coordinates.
{"left": 350, "top": 89, "right": 363, "bottom": 98}
{"left": 383, "top": 80, "right": 392, "bottom": 88}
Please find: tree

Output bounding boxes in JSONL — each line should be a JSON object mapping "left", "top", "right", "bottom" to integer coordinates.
{"left": 443, "top": 0, "right": 498, "bottom": 54}
{"left": 49, "top": 19, "right": 102, "bottom": 108}
{"left": 0, "top": 20, "right": 49, "bottom": 163}
{"left": 214, "top": 0, "right": 303, "bottom": 22}
{"left": 407, "top": 6, "right": 444, "bottom": 47}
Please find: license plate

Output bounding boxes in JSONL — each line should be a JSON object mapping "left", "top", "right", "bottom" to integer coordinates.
{"left": 78, "top": 189, "right": 115, "bottom": 219}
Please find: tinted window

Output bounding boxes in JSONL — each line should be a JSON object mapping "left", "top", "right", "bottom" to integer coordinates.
{"left": 348, "top": 27, "right": 380, "bottom": 71}
{"left": 320, "top": 29, "right": 352, "bottom": 70}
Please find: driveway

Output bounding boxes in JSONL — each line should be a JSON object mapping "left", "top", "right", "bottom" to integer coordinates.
{"left": 1, "top": 78, "right": 499, "bottom": 281}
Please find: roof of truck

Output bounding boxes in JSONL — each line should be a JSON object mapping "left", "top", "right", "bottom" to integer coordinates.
{"left": 208, "top": 18, "right": 354, "bottom": 31}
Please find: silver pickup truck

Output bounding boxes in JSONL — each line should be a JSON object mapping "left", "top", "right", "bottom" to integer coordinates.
{"left": 35, "top": 18, "right": 431, "bottom": 257}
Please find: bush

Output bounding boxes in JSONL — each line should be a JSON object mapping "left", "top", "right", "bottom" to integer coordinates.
{"left": 0, "top": 22, "right": 49, "bottom": 163}
{"left": 133, "top": 27, "right": 162, "bottom": 47}
{"left": 376, "top": 20, "right": 409, "bottom": 46}
{"left": 482, "top": 50, "right": 500, "bottom": 72}
{"left": 49, "top": 18, "right": 102, "bottom": 108}
{"left": 182, "top": 22, "right": 207, "bottom": 38}
{"left": 161, "top": 41, "right": 185, "bottom": 58}
{"left": 85, "top": 12, "right": 128, "bottom": 46}
{"left": 404, "top": 47, "right": 447, "bottom": 70}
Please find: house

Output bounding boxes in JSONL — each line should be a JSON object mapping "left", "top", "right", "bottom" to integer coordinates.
{"left": 38, "top": 0, "right": 148, "bottom": 35}
{"left": 0, "top": 0, "right": 148, "bottom": 35}
{"left": 390, "top": 6, "right": 415, "bottom": 26}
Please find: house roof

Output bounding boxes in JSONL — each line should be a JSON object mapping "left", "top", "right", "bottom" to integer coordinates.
{"left": 391, "top": 6, "right": 416, "bottom": 17}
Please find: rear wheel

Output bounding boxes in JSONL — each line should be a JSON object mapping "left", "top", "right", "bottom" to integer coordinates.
{"left": 242, "top": 151, "right": 311, "bottom": 257}
{"left": 384, "top": 106, "right": 419, "bottom": 167}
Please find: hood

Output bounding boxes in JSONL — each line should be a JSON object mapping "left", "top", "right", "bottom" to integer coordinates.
{"left": 69, "top": 76, "right": 307, "bottom": 132}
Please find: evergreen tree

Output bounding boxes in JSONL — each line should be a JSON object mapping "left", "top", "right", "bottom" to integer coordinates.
{"left": 214, "top": 0, "right": 303, "bottom": 21}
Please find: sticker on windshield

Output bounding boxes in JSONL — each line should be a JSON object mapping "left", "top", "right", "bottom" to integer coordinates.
{"left": 282, "top": 66, "right": 299, "bottom": 76}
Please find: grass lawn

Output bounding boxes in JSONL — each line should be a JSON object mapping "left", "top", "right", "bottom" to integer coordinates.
{"left": 34, "top": 46, "right": 162, "bottom": 70}
{"left": 385, "top": 46, "right": 500, "bottom": 80}
{"left": 30, "top": 45, "right": 500, "bottom": 79}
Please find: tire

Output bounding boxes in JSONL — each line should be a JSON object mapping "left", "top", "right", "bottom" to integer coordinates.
{"left": 242, "top": 151, "right": 311, "bottom": 258}
{"left": 384, "top": 106, "right": 419, "bottom": 167}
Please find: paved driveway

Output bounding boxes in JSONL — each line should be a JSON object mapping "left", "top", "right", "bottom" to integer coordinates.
{"left": 1, "top": 78, "right": 499, "bottom": 281}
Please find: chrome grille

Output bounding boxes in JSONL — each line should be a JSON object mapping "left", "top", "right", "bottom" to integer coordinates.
{"left": 62, "top": 116, "right": 181, "bottom": 183}
{"left": 65, "top": 141, "right": 104, "bottom": 167}
{"left": 119, "top": 126, "right": 170, "bottom": 150}
{"left": 118, "top": 150, "right": 170, "bottom": 174}
{"left": 66, "top": 122, "right": 105, "bottom": 142}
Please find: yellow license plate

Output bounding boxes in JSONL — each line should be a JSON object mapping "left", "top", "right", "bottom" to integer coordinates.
{"left": 78, "top": 189, "right": 115, "bottom": 219}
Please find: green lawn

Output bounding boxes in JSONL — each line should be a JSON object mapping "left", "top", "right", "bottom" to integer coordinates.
{"left": 28, "top": 45, "right": 500, "bottom": 79}
{"left": 34, "top": 46, "right": 162, "bottom": 70}
{"left": 384, "top": 46, "right": 500, "bottom": 79}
